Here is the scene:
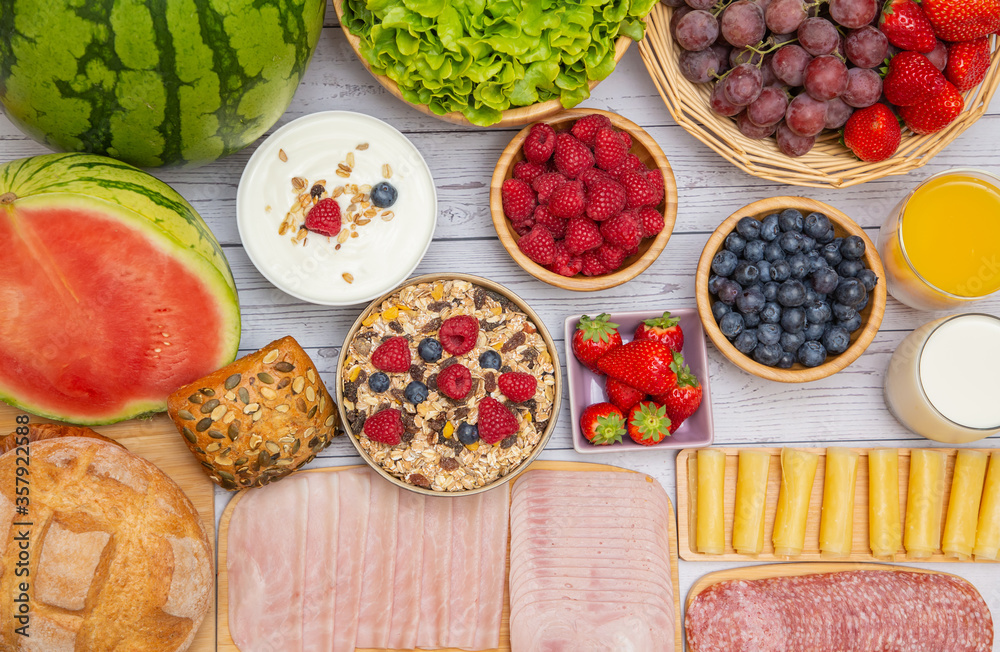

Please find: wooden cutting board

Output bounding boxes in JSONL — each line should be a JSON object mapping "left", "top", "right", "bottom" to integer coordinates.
{"left": 0, "top": 405, "right": 216, "bottom": 651}
{"left": 676, "top": 447, "right": 997, "bottom": 563}
{"left": 217, "top": 460, "right": 682, "bottom": 652}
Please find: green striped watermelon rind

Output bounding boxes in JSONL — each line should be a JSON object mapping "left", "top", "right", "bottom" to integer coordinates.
{"left": 0, "top": 152, "right": 241, "bottom": 425}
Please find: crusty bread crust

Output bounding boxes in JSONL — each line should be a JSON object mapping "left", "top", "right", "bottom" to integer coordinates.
{"left": 0, "top": 423, "right": 123, "bottom": 456}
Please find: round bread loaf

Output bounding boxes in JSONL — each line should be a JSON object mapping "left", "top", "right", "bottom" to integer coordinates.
{"left": 0, "top": 437, "right": 213, "bottom": 651}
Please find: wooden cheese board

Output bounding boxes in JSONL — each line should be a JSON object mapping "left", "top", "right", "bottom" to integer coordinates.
{"left": 677, "top": 447, "right": 997, "bottom": 563}
{"left": 0, "top": 405, "right": 216, "bottom": 652}
{"left": 217, "top": 460, "right": 682, "bottom": 652}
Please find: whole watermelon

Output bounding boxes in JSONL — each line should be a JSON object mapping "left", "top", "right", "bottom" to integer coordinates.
{"left": 0, "top": 0, "right": 325, "bottom": 168}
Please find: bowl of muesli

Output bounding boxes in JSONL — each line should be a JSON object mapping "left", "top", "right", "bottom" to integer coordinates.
{"left": 337, "top": 274, "right": 562, "bottom": 495}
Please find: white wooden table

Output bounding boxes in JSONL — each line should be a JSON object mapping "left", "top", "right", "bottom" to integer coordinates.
{"left": 3, "top": 11, "right": 999, "bottom": 649}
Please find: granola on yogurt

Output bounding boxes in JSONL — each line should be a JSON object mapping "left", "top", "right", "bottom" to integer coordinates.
{"left": 341, "top": 279, "right": 557, "bottom": 492}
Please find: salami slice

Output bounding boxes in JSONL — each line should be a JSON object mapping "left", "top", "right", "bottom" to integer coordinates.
{"left": 685, "top": 570, "right": 993, "bottom": 652}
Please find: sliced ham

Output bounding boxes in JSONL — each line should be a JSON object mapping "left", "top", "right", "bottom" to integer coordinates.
{"left": 446, "top": 493, "right": 482, "bottom": 649}
{"left": 332, "top": 469, "right": 371, "bottom": 652}
{"left": 474, "top": 484, "right": 510, "bottom": 651}
{"left": 511, "top": 600, "right": 671, "bottom": 652}
{"left": 387, "top": 489, "right": 424, "bottom": 649}
{"left": 416, "top": 497, "right": 452, "bottom": 648}
{"left": 302, "top": 473, "right": 339, "bottom": 652}
{"left": 355, "top": 474, "right": 399, "bottom": 648}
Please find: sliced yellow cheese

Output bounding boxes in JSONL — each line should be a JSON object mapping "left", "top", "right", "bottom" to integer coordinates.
{"left": 819, "top": 447, "right": 859, "bottom": 559}
{"left": 733, "top": 450, "right": 770, "bottom": 556}
{"left": 904, "top": 449, "right": 947, "bottom": 560}
{"left": 772, "top": 448, "right": 819, "bottom": 558}
{"left": 943, "top": 450, "right": 988, "bottom": 560}
{"left": 696, "top": 449, "right": 726, "bottom": 555}
{"left": 868, "top": 449, "right": 902, "bottom": 560}
{"left": 974, "top": 452, "right": 1000, "bottom": 561}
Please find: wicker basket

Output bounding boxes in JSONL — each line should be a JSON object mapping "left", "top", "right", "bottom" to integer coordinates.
{"left": 638, "top": 3, "right": 1000, "bottom": 188}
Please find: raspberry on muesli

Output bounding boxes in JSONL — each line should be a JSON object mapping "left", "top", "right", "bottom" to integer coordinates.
{"left": 341, "top": 278, "right": 558, "bottom": 492}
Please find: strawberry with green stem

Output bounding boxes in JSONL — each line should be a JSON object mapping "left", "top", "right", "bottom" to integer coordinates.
{"left": 627, "top": 401, "right": 673, "bottom": 446}
{"left": 650, "top": 352, "right": 704, "bottom": 433}
{"left": 572, "top": 313, "right": 622, "bottom": 373}
{"left": 580, "top": 403, "right": 626, "bottom": 445}
{"left": 634, "top": 311, "right": 684, "bottom": 352}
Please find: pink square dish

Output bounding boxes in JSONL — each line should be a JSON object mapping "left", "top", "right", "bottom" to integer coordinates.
{"left": 565, "top": 309, "right": 714, "bottom": 454}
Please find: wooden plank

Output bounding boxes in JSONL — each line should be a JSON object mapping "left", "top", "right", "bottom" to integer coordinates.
{"left": 217, "top": 460, "right": 681, "bottom": 652}
{"left": 0, "top": 406, "right": 216, "bottom": 652}
{"left": 676, "top": 447, "right": 998, "bottom": 563}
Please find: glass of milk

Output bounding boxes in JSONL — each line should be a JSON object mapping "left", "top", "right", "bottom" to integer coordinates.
{"left": 884, "top": 313, "right": 1000, "bottom": 443}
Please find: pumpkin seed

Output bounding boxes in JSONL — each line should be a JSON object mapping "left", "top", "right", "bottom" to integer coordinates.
{"left": 307, "top": 368, "right": 317, "bottom": 383}
{"left": 200, "top": 461, "right": 215, "bottom": 471}
{"left": 258, "top": 451, "right": 271, "bottom": 467}
{"left": 275, "top": 459, "right": 293, "bottom": 467}
{"left": 215, "top": 455, "right": 234, "bottom": 467}
{"left": 225, "top": 374, "right": 242, "bottom": 390}
{"left": 253, "top": 410, "right": 263, "bottom": 422}
{"left": 292, "top": 440, "right": 301, "bottom": 454}
{"left": 308, "top": 405, "right": 318, "bottom": 419}
{"left": 235, "top": 457, "right": 248, "bottom": 466}
{"left": 263, "top": 349, "right": 279, "bottom": 364}
{"left": 257, "top": 372, "right": 275, "bottom": 384}
{"left": 238, "top": 387, "right": 250, "bottom": 404}
{"left": 208, "top": 429, "right": 225, "bottom": 440}
{"left": 244, "top": 403, "right": 260, "bottom": 414}
{"left": 211, "top": 405, "right": 227, "bottom": 421}
{"left": 200, "top": 399, "right": 220, "bottom": 414}
{"left": 274, "top": 361, "right": 294, "bottom": 373}
{"left": 265, "top": 441, "right": 280, "bottom": 454}
{"left": 223, "top": 411, "right": 237, "bottom": 424}
{"left": 228, "top": 422, "right": 240, "bottom": 440}
{"left": 200, "top": 388, "right": 215, "bottom": 397}
{"left": 275, "top": 404, "right": 289, "bottom": 413}
{"left": 189, "top": 394, "right": 203, "bottom": 404}
{"left": 177, "top": 410, "right": 194, "bottom": 421}
{"left": 306, "top": 454, "right": 316, "bottom": 464}
{"left": 225, "top": 390, "right": 237, "bottom": 401}
{"left": 196, "top": 418, "right": 212, "bottom": 432}
{"left": 303, "top": 427, "right": 316, "bottom": 438}
{"left": 325, "top": 415, "right": 336, "bottom": 427}
{"left": 260, "top": 387, "right": 278, "bottom": 400}
{"left": 277, "top": 377, "right": 291, "bottom": 390}
{"left": 218, "top": 470, "right": 235, "bottom": 482}
{"left": 182, "top": 427, "right": 196, "bottom": 444}
{"left": 305, "top": 386, "right": 316, "bottom": 402}
{"left": 279, "top": 436, "right": 296, "bottom": 444}
{"left": 292, "top": 377, "right": 305, "bottom": 394}
{"left": 206, "top": 442, "right": 221, "bottom": 453}
{"left": 320, "top": 395, "right": 327, "bottom": 412}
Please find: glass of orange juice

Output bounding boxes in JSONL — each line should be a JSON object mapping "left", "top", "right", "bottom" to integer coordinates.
{"left": 877, "top": 169, "right": 1000, "bottom": 311}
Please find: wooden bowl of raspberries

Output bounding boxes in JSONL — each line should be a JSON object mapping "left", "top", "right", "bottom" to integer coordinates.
{"left": 490, "top": 109, "right": 678, "bottom": 291}
{"left": 695, "top": 196, "right": 887, "bottom": 382}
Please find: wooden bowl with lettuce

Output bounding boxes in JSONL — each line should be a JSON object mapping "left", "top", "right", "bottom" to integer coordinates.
{"left": 333, "top": 0, "right": 657, "bottom": 128}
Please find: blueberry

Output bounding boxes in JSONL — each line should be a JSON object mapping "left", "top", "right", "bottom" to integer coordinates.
{"left": 780, "top": 307, "right": 806, "bottom": 334}
{"left": 712, "top": 250, "right": 739, "bottom": 276}
{"left": 788, "top": 253, "right": 809, "bottom": 279}
{"left": 736, "top": 287, "right": 766, "bottom": 314}
{"left": 811, "top": 267, "right": 839, "bottom": 294}
{"left": 753, "top": 342, "right": 784, "bottom": 366}
{"left": 757, "top": 322, "right": 782, "bottom": 345}
{"left": 855, "top": 290, "right": 869, "bottom": 312}
{"left": 479, "top": 349, "right": 502, "bottom": 370}
{"left": 771, "top": 259, "right": 791, "bottom": 282}
{"left": 797, "top": 340, "right": 827, "bottom": 367}
{"left": 816, "top": 227, "right": 836, "bottom": 244}
{"left": 717, "top": 279, "right": 741, "bottom": 304}
{"left": 719, "top": 312, "right": 745, "bottom": 339}
{"left": 743, "top": 240, "right": 766, "bottom": 263}
{"left": 456, "top": 422, "right": 479, "bottom": 445}
{"left": 733, "top": 262, "right": 760, "bottom": 286}
{"left": 743, "top": 311, "right": 761, "bottom": 328}
{"left": 760, "top": 213, "right": 781, "bottom": 241}
{"left": 725, "top": 231, "right": 747, "bottom": 254}
{"left": 764, "top": 242, "right": 786, "bottom": 262}
{"left": 804, "top": 289, "right": 824, "bottom": 305}
{"left": 371, "top": 181, "right": 398, "bottom": 208}
{"left": 777, "top": 351, "right": 796, "bottom": 369}
{"left": 368, "top": 372, "right": 390, "bottom": 393}
{"left": 711, "top": 301, "right": 731, "bottom": 322}
{"left": 832, "top": 302, "right": 856, "bottom": 322}
{"left": 804, "top": 300, "right": 832, "bottom": 324}
{"left": 837, "top": 259, "right": 864, "bottom": 278}
{"left": 777, "top": 280, "right": 807, "bottom": 307}
{"left": 708, "top": 274, "right": 724, "bottom": 294}
{"left": 835, "top": 278, "right": 867, "bottom": 307}
{"left": 822, "top": 325, "right": 851, "bottom": 354}
{"left": 418, "top": 338, "right": 442, "bottom": 362}
{"left": 803, "top": 322, "right": 826, "bottom": 341}
{"left": 734, "top": 329, "right": 758, "bottom": 354}
{"left": 736, "top": 216, "right": 761, "bottom": 239}
{"left": 760, "top": 302, "right": 782, "bottom": 323}
{"left": 779, "top": 208, "right": 804, "bottom": 232}
{"left": 821, "top": 242, "right": 843, "bottom": 267}
{"left": 806, "top": 251, "right": 826, "bottom": 273}
{"left": 839, "top": 312, "right": 863, "bottom": 333}
{"left": 840, "top": 235, "right": 866, "bottom": 260}
{"left": 756, "top": 260, "right": 773, "bottom": 283}
{"left": 404, "top": 381, "right": 428, "bottom": 404}
{"left": 856, "top": 268, "right": 878, "bottom": 292}
{"left": 803, "top": 212, "right": 832, "bottom": 239}
{"left": 779, "top": 231, "right": 803, "bottom": 254}
{"left": 800, "top": 235, "right": 817, "bottom": 252}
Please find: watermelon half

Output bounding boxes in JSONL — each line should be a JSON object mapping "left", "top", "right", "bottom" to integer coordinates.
{"left": 0, "top": 153, "right": 241, "bottom": 424}
{"left": 0, "top": 0, "right": 325, "bottom": 168}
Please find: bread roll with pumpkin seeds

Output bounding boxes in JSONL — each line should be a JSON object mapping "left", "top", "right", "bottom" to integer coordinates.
{"left": 167, "top": 336, "right": 339, "bottom": 490}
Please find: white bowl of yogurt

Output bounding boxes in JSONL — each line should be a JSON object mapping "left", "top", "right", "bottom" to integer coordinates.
{"left": 237, "top": 111, "right": 437, "bottom": 305}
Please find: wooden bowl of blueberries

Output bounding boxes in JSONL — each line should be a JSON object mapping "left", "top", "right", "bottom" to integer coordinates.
{"left": 695, "top": 197, "right": 886, "bottom": 383}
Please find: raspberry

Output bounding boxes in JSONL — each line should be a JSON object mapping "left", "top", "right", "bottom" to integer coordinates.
{"left": 439, "top": 315, "right": 479, "bottom": 356}
{"left": 517, "top": 225, "right": 556, "bottom": 265}
{"left": 594, "top": 127, "right": 628, "bottom": 171}
{"left": 547, "top": 241, "right": 584, "bottom": 277}
{"left": 618, "top": 131, "right": 633, "bottom": 150}
{"left": 619, "top": 169, "right": 658, "bottom": 208}
{"left": 580, "top": 250, "right": 610, "bottom": 277}
{"left": 476, "top": 397, "right": 519, "bottom": 444}
{"left": 548, "top": 179, "right": 586, "bottom": 219}
{"left": 531, "top": 172, "right": 567, "bottom": 204}
{"left": 553, "top": 132, "right": 594, "bottom": 179}
{"left": 636, "top": 206, "right": 665, "bottom": 238}
{"left": 524, "top": 122, "right": 557, "bottom": 164}
{"left": 512, "top": 221, "right": 532, "bottom": 237}
{"left": 501, "top": 178, "right": 536, "bottom": 222}
{"left": 570, "top": 113, "right": 612, "bottom": 146}
{"left": 610, "top": 153, "right": 644, "bottom": 180}
{"left": 564, "top": 218, "right": 604, "bottom": 255}
{"left": 437, "top": 363, "right": 473, "bottom": 400}
{"left": 533, "top": 205, "right": 567, "bottom": 239}
{"left": 600, "top": 211, "right": 642, "bottom": 250}
{"left": 513, "top": 160, "right": 546, "bottom": 184}
{"left": 371, "top": 336, "right": 411, "bottom": 373}
{"left": 645, "top": 168, "right": 665, "bottom": 206}
{"left": 596, "top": 243, "right": 627, "bottom": 271}
{"left": 363, "top": 408, "right": 404, "bottom": 445}
{"left": 304, "top": 197, "right": 341, "bottom": 237}
{"left": 585, "top": 177, "right": 627, "bottom": 221}
{"left": 579, "top": 168, "right": 613, "bottom": 187}
{"left": 498, "top": 372, "right": 537, "bottom": 402}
